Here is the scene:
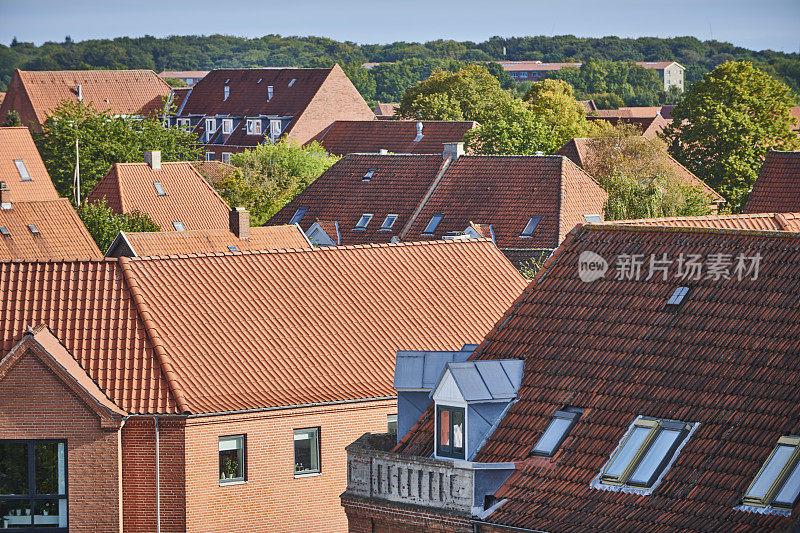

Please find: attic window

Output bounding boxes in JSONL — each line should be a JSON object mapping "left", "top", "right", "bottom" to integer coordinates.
{"left": 354, "top": 213, "right": 373, "bottom": 230}
{"left": 153, "top": 181, "right": 166, "bottom": 196}
{"left": 422, "top": 214, "right": 444, "bottom": 235}
{"left": 519, "top": 216, "right": 542, "bottom": 238}
{"left": 531, "top": 408, "right": 583, "bottom": 457}
{"left": 584, "top": 214, "right": 603, "bottom": 223}
{"left": 743, "top": 436, "right": 800, "bottom": 509}
{"left": 224, "top": 86, "right": 230, "bottom": 101}
{"left": 667, "top": 286, "right": 690, "bottom": 306}
{"left": 437, "top": 405, "right": 465, "bottom": 459}
{"left": 363, "top": 169, "right": 376, "bottom": 181}
{"left": 289, "top": 78, "right": 296, "bottom": 87}
{"left": 268, "top": 85, "right": 274, "bottom": 101}
{"left": 172, "top": 221, "right": 186, "bottom": 231}
{"left": 0, "top": 226, "right": 9, "bottom": 236}
{"left": 380, "top": 214, "right": 398, "bottom": 230}
{"left": 600, "top": 417, "right": 693, "bottom": 489}
{"left": 227, "top": 245, "right": 239, "bottom": 252}
{"left": 28, "top": 224, "right": 39, "bottom": 235}
{"left": 289, "top": 207, "right": 308, "bottom": 225}
{"left": 14, "top": 159, "right": 31, "bottom": 181}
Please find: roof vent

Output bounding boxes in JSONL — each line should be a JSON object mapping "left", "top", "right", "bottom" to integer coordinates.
{"left": 414, "top": 121, "right": 424, "bottom": 142}
{"left": 268, "top": 85, "right": 274, "bottom": 101}
{"left": 289, "top": 78, "right": 296, "bottom": 87}
{"left": 144, "top": 150, "right": 161, "bottom": 170}
{"left": 77, "top": 84, "right": 82, "bottom": 102}
{"left": 443, "top": 142, "right": 464, "bottom": 161}
{"left": 0, "top": 182, "right": 11, "bottom": 209}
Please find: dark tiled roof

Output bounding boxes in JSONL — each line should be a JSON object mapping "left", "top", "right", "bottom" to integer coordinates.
{"left": 613, "top": 211, "right": 800, "bottom": 231}
{"left": 311, "top": 120, "right": 476, "bottom": 156}
{"left": 743, "top": 150, "right": 800, "bottom": 214}
{"left": 397, "top": 224, "right": 800, "bottom": 532}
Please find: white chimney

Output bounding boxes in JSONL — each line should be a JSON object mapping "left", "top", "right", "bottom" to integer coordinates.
{"left": 77, "top": 84, "right": 83, "bottom": 102}
{"left": 443, "top": 142, "right": 464, "bottom": 161}
{"left": 144, "top": 151, "right": 161, "bottom": 170}
{"left": 414, "top": 121, "right": 424, "bottom": 142}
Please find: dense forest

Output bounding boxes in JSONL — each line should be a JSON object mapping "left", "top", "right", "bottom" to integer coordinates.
{"left": 2, "top": 34, "right": 798, "bottom": 105}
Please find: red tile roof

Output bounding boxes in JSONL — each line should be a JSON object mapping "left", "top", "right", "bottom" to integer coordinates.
{"left": 158, "top": 71, "right": 209, "bottom": 79}
{"left": 592, "top": 106, "right": 674, "bottom": 119}
{"left": 268, "top": 154, "right": 448, "bottom": 245}
{"left": 374, "top": 102, "right": 399, "bottom": 117}
{"left": 743, "top": 150, "right": 800, "bottom": 213}
{"left": 613, "top": 211, "right": 800, "bottom": 231}
{"left": 0, "top": 199, "right": 101, "bottom": 260}
{"left": 85, "top": 161, "right": 231, "bottom": 231}
{"left": 556, "top": 137, "right": 725, "bottom": 203}
{"left": 397, "top": 224, "right": 800, "bottom": 532}
{"left": 168, "top": 87, "right": 191, "bottom": 114}
{"left": 1, "top": 240, "right": 527, "bottom": 415}
{"left": 115, "top": 225, "right": 311, "bottom": 257}
{"left": 587, "top": 114, "right": 669, "bottom": 138}
{"left": 310, "top": 120, "right": 477, "bottom": 156}
{"left": 190, "top": 161, "right": 235, "bottom": 184}
{"left": 0, "top": 69, "right": 171, "bottom": 127}
{"left": 498, "top": 61, "right": 582, "bottom": 72}
{"left": 405, "top": 155, "right": 607, "bottom": 249}
{"left": 0, "top": 127, "right": 60, "bottom": 201}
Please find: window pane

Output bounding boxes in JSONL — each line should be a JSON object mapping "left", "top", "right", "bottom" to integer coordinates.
{"left": 628, "top": 428, "right": 683, "bottom": 487}
{"left": 605, "top": 425, "right": 651, "bottom": 478}
{"left": 747, "top": 445, "right": 795, "bottom": 500}
{"left": 533, "top": 417, "right": 574, "bottom": 456}
{"left": 452, "top": 409, "right": 464, "bottom": 451}
{"left": 521, "top": 216, "right": 542, "bottom": 237}
{"left": 290, "top": 207, "right": 308, "bottom": 225}
{"left": 33, "top": 499, "right": 64, "bottom": 526}
{"left": 294, "top": 429, "right": 319, "bottom": 474}
{"left": 218, "top": 436, "right": 243, "bottom": 480}
{"left": 387, "top": 414, "right": 397, "bottom": 435}
{"left": 0, "top": 442, "right": 28, "bottom": 495}
{"left": 35, "top": 443, "right": 60, "bottom": 495}
{"left": 0, "top": 500, "right": 32, "bottom": 528}
{"left": 424, "top": 214, "right": 444, "bottom": 234}
{"left": 439, "top": 410, "right": 450, "bottom": 447}
{"left": 14, "top": 160, "right": 30, "bottom": 181}
{"left": 773, "top": 456, "right": 800, "bottom": 507}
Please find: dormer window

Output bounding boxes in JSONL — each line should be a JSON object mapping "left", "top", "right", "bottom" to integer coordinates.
{"left": 205, "top": 118, "right": 216, "bottom": 142}
{"left": 354, "top": 213, "right": 373, "bottom": 230}
{"left": 520, "top": 216, "right": 542, "bottom": 238}
{"left": 531, "top": 408, "right": 582, "bottom": 457}
{"left": 14, "top": 159, "right": 30, "bottom": 181}
{"left": 176, "top": 118, "right": 190, "bottom": 129}
{"left": 436, "top": 405, "right": 465, "bottom": 459}
{"left": 270, "top": 120, "right": 282, "bottom": 143}
{"left": 246, "top": 119, "right": 262, "bottom": 136}
{"left": 422, "top": 214, "right": 444, "bottom": 235}
{"left": 222, "top": 119, "right": 233, "bottom": 135}
{"left": 742, "top": 436, "right": 800, "bottom": 509}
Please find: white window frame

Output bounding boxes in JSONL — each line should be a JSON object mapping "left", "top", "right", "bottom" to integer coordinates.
{"left": 221, "top": 152, "right": 232, "bottom": 164}
{"left": 205, "top": 118, "right": 216, "bottom": 142}
{"left": 354, "top": 213, "right": 373, "bottom": 230}
{"left": 205, "top": 152, "right": 215, "bottom": 162}
{"left": 293, "top": 427, "right": 320, "bottom": 476}
{"left": 246, "top": 119, "right": 262, "bottom": 136}
{"left": 222, "top": 119, "right": 233, "bottom": 135}
{"left": 270, "top": 119, "right": 282, "bottom": 143}
{"left": 176, "top": 118, "right": 190, "bottom": 129}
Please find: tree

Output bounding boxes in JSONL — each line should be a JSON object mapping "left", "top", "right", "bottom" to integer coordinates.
{"left": 664, "top": 61, "right": 799, "bottom": 210}
{"left": 586, "top": 125, "right": 712, "bottom": 220}
{"left": 78, "top": 198, "right": 159, "bottom": 251}
{"left": 523, "top": 79, "right": 599, "bottom": 151}
{"left": 163, "top": 77, "right": 188, "bottom": 87}
{"left": 217, "top": 141, "right": 339, "bottom": 225}
{"left": 2, "top": 110, "right": 21, "bottom": 127}
{"left": 32, "top": 100, "right": 200, "bottom": 203}
{"left": 464, "top": 99, "right": 557, "bottom": 155}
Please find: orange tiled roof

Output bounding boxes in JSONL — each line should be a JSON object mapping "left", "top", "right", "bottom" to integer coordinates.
{"left": 556, "top": 137, "right": 725, "bottom": 203}
{"left": 117, "top": 225, "right": 311, "bottom": 257}
{"left": 0, "top": 69, "right": 171, "bottom": 126}
{"left": 86, "top": 161, "right": 231, "bottom": 231}
{"left": 498, "top": 61, "right": 582, "bottom": 72}
{"left": 0, "top": 199, "right": 101, "bottom": 260}
{"left": 396, "top": 224, "right": 800, "bottom": 532}
{"left": 190, "top": 160, "right": 235, "bottom": 184}
{"left": 743, "top": 150, "right": 800, "bottom": 213}
{"left": 310, "top": 120, "right": 477, "bottom": 156}
{"left": 1, "top": 239, "right": 527, "bottom": 415}
{"left": 158, "top": 71, "right": 209, "bottom": 79}
{"left": 587, "top": 114, "right": 669, "bottom": 138}
{"left": 0, "top": 127, "right": 60, "bottom": 201}
{"left": 374, "top": 102, "right": 399, "bottom": 117}
{"left": 613, "top": 211, "right": 800, "bottom": 231}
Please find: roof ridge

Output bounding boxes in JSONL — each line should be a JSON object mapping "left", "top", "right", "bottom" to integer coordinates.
{"left": 596, "top": 222, "right": 800, "bottom": 239}
{"left": 118, "top": 256, "right": 190, "bottom": 414}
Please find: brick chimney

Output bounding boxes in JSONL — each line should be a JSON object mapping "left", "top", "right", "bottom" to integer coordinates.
{"left": 144, "top": 150, "right": 161, "bottom": 170}
{"left": 0, "top": 182, "right": 11, "bottom": 209}
{"left": 443, "top": 142, "right": 464, "bottom": 161}
{"left": 230, "top": 207, "right": 250, "bottom": 239}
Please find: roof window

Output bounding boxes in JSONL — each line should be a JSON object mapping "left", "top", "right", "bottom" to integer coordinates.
{"left": 381, "top": 214, "right": 398, "bottom": 230}
{"left": 0, "top": 226, "right": 9, "bottom": 236}
{"left": 667, "top": 286, "right": 690, "bottom": 306}
{"left": 224, "top": 86, "right": 230, "bottom": 101}
{"left": 599, "top": 417, "right": 693, "bottom": 489}
{"left": 363, "top": 169, "right": 376, "bottom": 181}
{"left": 268, "top": 86, "right": 274, "bottom": 101}
{"left": 227, "top": 245, "right": 239, "bottom": 252}
{"left": 583, "top": 214, "right": 603, "bottom": 223}
{"left": 14, "top": 160, "right": 30, "bottom": 181}
{"left": 423, "top": 214, "right": 444, "bottom": 235}
{"left": 355, "top": 213, "right": 373, "bottom": 230}
{"left": 289, "top": 207, "right": 308, "bottom": 225}
{"left": 531, "top": 407, "right": 583, "bottom": 457}
{"left": 27, "top": 224, "right": 39, "bottom": 235}
{"left": 743, "top": 436, "right": 800, "bottom": 509}
{"left": 153, "top": 181, "right": 166, "bottom": 196}
{"left": 172, "top": 221, "right": 186, "bottom": 231}
{"left": 289, "top": 78, "right": 296, "bottom": 87}
{"left": 520, "top": 216, "right": 542, "bottom": 238}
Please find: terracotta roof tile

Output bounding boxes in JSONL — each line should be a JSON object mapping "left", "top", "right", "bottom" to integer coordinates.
{"left": 0, "top": 199, "right": 101, "bottom": 260}
{"left": 743, "top": 150, "right": 800, "bottom": 213}
{"left": 86, "top": 161, "right": 230, "bottom": 231}
{"left": 190, "top": 160, "right": 235, "bottom": 184}
{"left": 374, "top": 102, "right": 399, "bottom": 117}
{"left": 311, "top": 120, "right": 476, "bottom": 156}
{"left": 613, "top": 211, "right": 800, "bottom": 231}
{"left": 0, "top": 127, "right": 60, "bottom": 201}
{"left": 0, "top": 69, "right": 171, "bottom": 127}
{"left": 397, "top": 224, "right": 800, "bottom": 532}
{"left": 119, "top": 225, "right": 311, "bottom": 257}
{"left": 158, "top": 71, "right": 209, "bottom": 79}
{"left": 587, "top": 115, "right": 669, "bottom": 138}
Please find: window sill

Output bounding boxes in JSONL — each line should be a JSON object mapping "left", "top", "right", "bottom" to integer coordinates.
{"left": 219, "top": 479, "right": 247, "bottom": 487}
{"left": 294, "top": 472, "right": 321, "bottom": 479}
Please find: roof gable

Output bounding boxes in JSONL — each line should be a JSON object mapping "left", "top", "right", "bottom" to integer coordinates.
{"left": 743, "top": 150, "right": 800, "bottom": 214}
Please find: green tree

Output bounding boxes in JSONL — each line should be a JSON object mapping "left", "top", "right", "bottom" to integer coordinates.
{"left": 78, "top": 198, "right": 159, "bottom": 251}
{"left": 665, "top": 61, "right": 799, "bottom": 210}
{"left": 1, "top": 110, "right": 21, "bottom": 126}
{"left": 523, "top": 79, "right": 599, "bottom": 151}
{"left": 32, "top": 99, "right": 200, "bottom": 203}
{"left": 217, "top": 141, "right": 339, "bottom": 225}
{"left": 163, "top": 77, "right": 188, "bottom": 87}
{"left": 464, "top": 99, "right": 557, "bottom": 155}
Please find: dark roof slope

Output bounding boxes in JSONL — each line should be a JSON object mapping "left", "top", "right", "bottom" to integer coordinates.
{"left": 743, "top": 150, "right": 800, "bottom": 213}
{"left": 311, "top": 120, "right": 476, "bottom": 155}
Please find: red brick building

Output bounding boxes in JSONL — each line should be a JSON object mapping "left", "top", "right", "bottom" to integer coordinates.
{"left": 0, "top": 239, "right": 527, "bottom": 532}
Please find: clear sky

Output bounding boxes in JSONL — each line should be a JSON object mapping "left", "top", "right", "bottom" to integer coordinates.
{"left": 1, "top": 0, "right": 798, "bottom": 53}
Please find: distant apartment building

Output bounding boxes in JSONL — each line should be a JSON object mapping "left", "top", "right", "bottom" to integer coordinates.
{"left": 497, "top": 60, "right": 685, "bottom": 91}
{"left": 158, "top": 70, "right": 210, "bottom": 86}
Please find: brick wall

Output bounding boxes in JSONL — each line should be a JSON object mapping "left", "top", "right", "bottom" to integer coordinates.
{"left": 0, "top": 350, "right": 123, "bottom": 532}
{"left": 184, "top": 398, "right": 396, "bottom": 533}
{"left": 342, "top": 497, "right": 473, "bottom": 533}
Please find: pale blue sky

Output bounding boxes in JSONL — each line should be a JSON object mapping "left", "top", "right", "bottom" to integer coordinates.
{"left": 1, "top": 0, "right": 798, "bottom": 53}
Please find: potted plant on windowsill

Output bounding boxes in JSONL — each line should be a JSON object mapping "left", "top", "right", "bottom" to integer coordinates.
{"left": 223, "top": 457, "right": 240, "bottom": 480}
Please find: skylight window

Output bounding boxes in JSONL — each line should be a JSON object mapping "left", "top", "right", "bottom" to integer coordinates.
{"left": 423, "top": 214, "right": 444, "bottom": 235}
{"left": 584, "top": 214, "right": 603, "bottom": 223}
{"left": 172, "top": 221, "right": 186, "bottom": 231}
{"left": 667, "top": 286, "right": 690, "bottom": 306}
{"left": 268, "top": 85, "right": 274, "bottom": 101}
{"left": 289, "top": 207, "right": 308, "bottom": 225}
{"left": 519, "top": 216, "right": 542, "bottom": 238}
{"left": 289, "top": 78, "right": 296, "bottom": 87}
{"left": 363, "top": 169, "right": 376, "bottom": 181}
{"left": 28, "top": 224, "right": 39, "bottom": 235}
{"left": 0, "top": 226, "right": 9, "bottom": 236}
{"left": 600, "top": 418, "right": 693, "bottom": 489}
{"left": 227, "top": 245, "right": 239, "bottom": 252}
{"left": 153, "top": 181, "right": 166, "bottom": 196}
{"left": 743, "top": 436, "right": 800, "bottom": 509}
{"left": 355, "top": 213, "right": 373, "bottom": 230}
{"left": 531, "top": 408, "right": 582, "bottom": 457}
{"left": 14, "top": 159, "right": 31, "bottom": 181}
{"left": 381, "top": 214, "right": 398, "bottom": 230}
